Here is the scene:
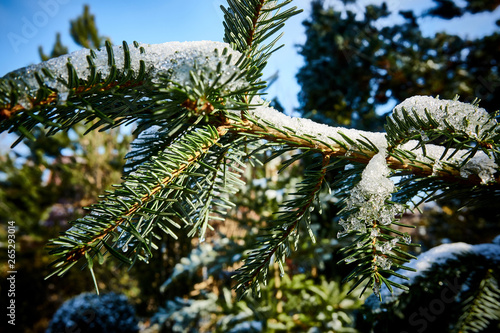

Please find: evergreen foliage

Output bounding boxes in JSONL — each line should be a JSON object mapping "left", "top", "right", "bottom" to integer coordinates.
{"left": 152, "top": 238, "right": 364, "bottom": 332}
{"left": 70, "top": 5, "right": 110, "bottom": 50}
{"left": 359, "top": 240, "right": 500, "bottom": 332}
{"left": 426, "top": 0, "right": 500, "bottom": 19}
{"left": 46, "top": 292, "right": 138, "bottom": 333}
{"left": 296, "top": 0, "right": 500, "bottom": 130}
{"left": 1, "top": 0, "right": 499, "bottom": 317}
{"left": 153, "top": 274, "right": 364, "bottom": 332}
{"left": 39, "top": 33, "right": 68, "bottom": 62}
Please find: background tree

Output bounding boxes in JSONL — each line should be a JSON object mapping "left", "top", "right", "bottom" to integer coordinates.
{"left": 296, "top": 0, "right": 500, "bottom": 247}
{"left": 296, "top": 0, "right": 500, "bottom": 130}
{"left": 0, "top": 6, "right": 155, "bottom": 332}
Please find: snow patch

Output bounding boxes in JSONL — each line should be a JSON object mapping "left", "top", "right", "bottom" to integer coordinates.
{"left": 337, "top": 151, "right": 402, "bottom": 236}
{"left": 4, "top": 41, "right": 243, "bottom": 103}
{"left": 248, "top": 101, "right": 388, "bottom": 152}
{"left": 393, "top": 95, "right": 494, "bottom": 139}
{"left": 393, "top": 96, "right": 498, "bottom": 184}
{"left": 377, "top": 241, "right": 500, "bottom": 303}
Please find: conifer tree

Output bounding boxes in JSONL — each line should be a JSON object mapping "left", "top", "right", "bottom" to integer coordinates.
{"left": 1, "top": 1, "right": 499, "bottom": 320}
{"left": 296, "top": 0, "right": 500, "bottom": 130}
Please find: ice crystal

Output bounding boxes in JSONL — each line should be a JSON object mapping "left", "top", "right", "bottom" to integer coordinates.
{"left": 345, "top": 257, "right": 356, "bottom": 264}
{"left": 377, "top": 241, "right": 393, "bottom": 254}
{"left": 370, "top": 228, "right": 380, "bottom": 237}
{"left": 402, "top": 233, "right": 411, "bottom": 245}
{"left": 337, "top": 151, "right": 402, "bottom": 237}
{"left": 460, "top": 153, "right": 498, "bottom": 184}
{"left": 375, "top": 255, "right": 392, "bottom": 270}
{"left": 432, "top": 160, "right": 442, "bottom": 176}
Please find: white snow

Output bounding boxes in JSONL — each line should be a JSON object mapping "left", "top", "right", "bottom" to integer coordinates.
{"left": 392, "top": 96, "right": 498, "bottom": 183}
{"left": 337, "top": 151, "right": 402, "bottom": 237}
{"left": 357, "top": 152, "right": 394, "bottom": 197}
{"left": 4, "top": 41, "right": 243, "bottom": 103}
{"left": 460, "top": 152, "right": 498, "bottom": 183}
{"left": 247, "top": 100, "right": 388, "bottom": 152}
{"left": 393, "top": 95, "right": 495, "bottom": 140}
{"left": 377, "top": 241, "right": 500, "bottom": 303}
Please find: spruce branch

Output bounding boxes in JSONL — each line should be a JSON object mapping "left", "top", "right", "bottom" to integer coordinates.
{"left": 221, "top": 0, "right": 302, "bottom": 86}
{"left": 233, "top": 151, "right": 330, "bottom": 297}
{"left": 455, "top": 269, "right": 500, "bottom": 333}
{"left": 46, "top": 124, "right": 227, "bottom": 279}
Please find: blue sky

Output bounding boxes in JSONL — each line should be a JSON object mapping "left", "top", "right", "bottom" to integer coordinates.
{"left": 0, "top": 0, "right": 310, "bottom": 113}
{"left": 0, "top": 0, "right": 499, "bottom": 149}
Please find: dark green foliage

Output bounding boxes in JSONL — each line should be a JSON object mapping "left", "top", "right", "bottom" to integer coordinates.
{"left": 455, "top": 269, "right": 500, "bottom": 333}
{"left": 70, "top": 5, "right": 110, "bottom": 49}
{"left": 0, "top": 7, "right": 157, "bottom": 332}
{"left": 426, "top": 0, "right": 464, "bottom": 19}
{"left": 358, "top": 245, "right": 500, "bottom": 333}
{"left": 46, "top": 292, "right": 138, "bottom": 333}
{"left": 296, "top": 0, "right": 388, "bottom": 129}
{"left": 39, "top": 33, "right": 69, "bottom": 62}
{"left": 154, "top": 275, "right": 365, "bottom": 332}
{"left": 427, "top": 0, "right": 500, "bottom": 19}
{"left": 153, "top": 236, "right": 365, "bottom": 332}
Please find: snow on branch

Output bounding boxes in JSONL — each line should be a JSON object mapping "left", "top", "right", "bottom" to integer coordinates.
{"left": 243, "top": 97, "right": 499, "bottom": 185}
{"left": 2, "top": 41, "right": 243, "bottom": 109}
{"left": 371, "top": 240, "right": 500, "bottom": 305}
{"left": 1, "top": 39, "right": 498, "bottom": 186}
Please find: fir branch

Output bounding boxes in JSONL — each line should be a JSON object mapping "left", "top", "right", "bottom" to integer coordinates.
{"left": 0, "top": 41, "right": 245, "bottom": 144}
{"left": 231, "top": 104, "right": 500, "bottom": 187}
{"left": 385, "top": 96, "right": 500, "bottom": 181}
{"left": 46, "top": 125, "right": 227, "bottom": 277}
{"left": 221, "top": 0, "right": 302, "bottom": 82}
{"left": 454, "top": 269, "right": 500, "bottom": 333}
{"left": 234, "top": 151, "right": 329, "bottom": 297}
